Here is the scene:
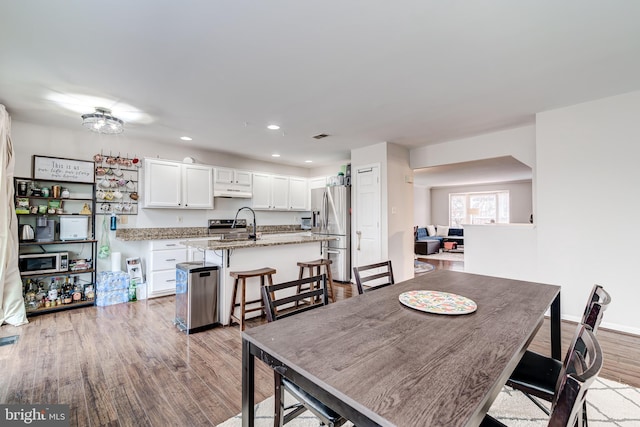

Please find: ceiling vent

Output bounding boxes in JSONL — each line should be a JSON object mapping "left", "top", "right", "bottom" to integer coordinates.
{"left": 312, "top": 133, "right": 330, "bottom": 140}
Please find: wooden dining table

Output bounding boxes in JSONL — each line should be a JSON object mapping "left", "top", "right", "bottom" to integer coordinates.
{"left": 242, "top": 269, "right": 561, "bottom": 427}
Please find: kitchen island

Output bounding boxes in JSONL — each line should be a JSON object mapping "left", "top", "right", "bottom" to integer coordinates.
{"left": 182, "top": 233, "right": 337, "bottom": 325}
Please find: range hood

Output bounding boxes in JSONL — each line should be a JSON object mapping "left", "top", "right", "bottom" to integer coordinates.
{"left": 213, "top": 189, "right": 252, "bottom": 198}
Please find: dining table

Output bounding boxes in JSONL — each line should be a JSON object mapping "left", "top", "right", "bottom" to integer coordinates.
{"left": 242, "top": 269, "right": 561, "bottom": 427}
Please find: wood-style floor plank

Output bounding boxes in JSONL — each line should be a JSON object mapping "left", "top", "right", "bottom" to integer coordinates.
{"left": 1, "top": 259, "right": 638, "bottom": 426}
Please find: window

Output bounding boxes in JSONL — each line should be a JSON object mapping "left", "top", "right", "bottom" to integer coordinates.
{"left": 449, "top": 191, "right": 509, "bottom": 226}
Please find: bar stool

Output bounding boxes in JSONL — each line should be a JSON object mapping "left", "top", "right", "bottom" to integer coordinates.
{"left": 229, "top": 267, "right": 276, "bottom": 331}
{"left": 296, "top": 259, "right": 336, "bottom": 303}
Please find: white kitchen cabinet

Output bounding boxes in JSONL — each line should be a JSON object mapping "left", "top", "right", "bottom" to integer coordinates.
{"left": 144, "top": 159, "right": 213, "bottom": 209}
{"left": 271, "top": 175, "right": 290, "bottom": 210}
{"left": 308, "top": 176, "right": 328, "bottom": 190}
{"left": 146, "top": 240, "right": 187, "bottom": 298}
{"left": 288, "top": 176, "right": 308, "bottom": 210}
{"left": 214, "top": 167, "right": 252, "bottom": 197}
{"left": 252, "top": 173, "right": 290, "bottom": 210}
{"left": 182, "top": 164, "right": 214, "bottom": 208}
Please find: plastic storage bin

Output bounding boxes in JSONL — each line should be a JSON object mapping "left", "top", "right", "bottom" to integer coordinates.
{"left": 96, "top": 271, "right": 131, "bottom": 307}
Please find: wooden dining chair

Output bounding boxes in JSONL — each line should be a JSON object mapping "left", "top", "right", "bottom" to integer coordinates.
{"left": 506, "top": 285, "right": 611, "bottom": 426}
{"left": 352, "top": 260, "right": 394, "bottom": 295}
{"left": 261, "top": 275, "right": 347, "bottom": 427}
{"left": 482, "top": 324, "right": 603, "bottom": 427}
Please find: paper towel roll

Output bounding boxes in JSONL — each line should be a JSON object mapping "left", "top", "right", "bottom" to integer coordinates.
{"left": 111, "top": 252, "right": 122, "bottom": 272}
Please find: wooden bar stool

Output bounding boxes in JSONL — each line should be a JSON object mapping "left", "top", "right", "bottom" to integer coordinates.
{"left": 296, "top": 259, "right": 336, "bottom": 303}
{"left": 229, "top": 267, "right": 276, "bottom": 331}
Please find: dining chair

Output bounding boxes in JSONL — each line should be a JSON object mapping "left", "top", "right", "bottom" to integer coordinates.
{"left": 482, "top": 324, "right": 603, "bottom": 427}
{"left": 261, "top": 274, "right": 347, "bottom": 427}
{"left": 352, "top": 260, "right": 394, "bottom": 295}
{"left": 506, "top": 285, "right": 611, "bottom": 426}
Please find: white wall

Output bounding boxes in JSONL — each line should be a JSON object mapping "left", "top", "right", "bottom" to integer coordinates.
{"left": 464, "top": 224, "right": 538, "bottom": 280}
{"left": 437, "top": 92, "right": 640, "bottom": 334}
{"left": 429, "top": 181, "right": 532, "bottom": 226}
{"left": 386, "top": 143, "right": 414, "bottom": 282}
{"left": 535, "top": 91, "right": 640, "bottom": 334}
{"left": 413, "top": 185, "right": 429, "bottom": 226}
{"left": 410, "top": 125, "right": 536, "bottom": 170}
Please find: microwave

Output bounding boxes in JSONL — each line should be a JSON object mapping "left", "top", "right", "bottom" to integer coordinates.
{"left": 19, "top": 252, "right": 69, "bottom": 275}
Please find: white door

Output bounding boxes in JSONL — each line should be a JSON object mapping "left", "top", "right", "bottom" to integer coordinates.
{"left": 354, "top": 165, "right": 381, "bottom": 274}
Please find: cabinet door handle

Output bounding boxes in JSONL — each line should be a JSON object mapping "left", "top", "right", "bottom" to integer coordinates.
{"left": 166, "top": 279, "right": 176, "bottom": 283}
{"left": 166, "top": 244, "right": 177, "bottom": 246}
{"left": 165, "top": 258, "right": 176, "bottom": 261}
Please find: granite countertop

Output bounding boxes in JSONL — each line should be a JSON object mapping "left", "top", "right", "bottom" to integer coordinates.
{"left": 115, "top": 225, "right": 309, "bottom": 241}
{"left": 180, "top": 233, "right": 336, "bottom": 250}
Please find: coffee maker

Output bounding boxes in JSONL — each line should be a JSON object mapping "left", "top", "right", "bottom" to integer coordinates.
{"left": 35, "top": 217, "right": 55, "bottom": 242}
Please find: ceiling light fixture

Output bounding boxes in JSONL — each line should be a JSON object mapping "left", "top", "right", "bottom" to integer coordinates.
{"left": 180, "top": 136, "right": 193, "bottom": 141}
{"left": 81, "top": 107, "right": 124, "bottom": 134}
{"left": 272, "top": 154, "right": 281, "bottom": 157}
{"left": 305, "top": 160, "right": 313, "bottom": 163}
{"left": 267, "top": 124, "right": 280, "bottom": 130}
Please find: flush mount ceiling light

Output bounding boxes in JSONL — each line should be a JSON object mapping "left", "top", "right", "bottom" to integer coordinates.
{"left": 267, "top": 124, "right": 280, "bottom": 130}
{"left": 82, "top": 107, "right": 124, "bottom": 134}
{"left": 180, "top": 136, "right": 193, "bottom": 141}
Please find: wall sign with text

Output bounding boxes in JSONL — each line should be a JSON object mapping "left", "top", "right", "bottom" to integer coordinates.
{"left": 32, "top": 155, "right": 95, "bottom": 183}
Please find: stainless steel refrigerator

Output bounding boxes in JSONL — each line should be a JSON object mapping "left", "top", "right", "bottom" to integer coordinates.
{"left": 311, "top": 185, "right": 351, "bottom": 282}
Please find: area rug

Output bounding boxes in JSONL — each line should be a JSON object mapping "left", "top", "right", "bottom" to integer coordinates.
{"left": 418, "top": 251, "right": 465, "bottom": 262}
{"left": 217, "top": 377, "right": 640, "bottom": 426}
{"left": 414, "top": 260, "right": 435, "bottom": 274}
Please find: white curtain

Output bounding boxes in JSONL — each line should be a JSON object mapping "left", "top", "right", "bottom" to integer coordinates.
{"left": 0, "top": 104, "right": 27, "bottom": 326}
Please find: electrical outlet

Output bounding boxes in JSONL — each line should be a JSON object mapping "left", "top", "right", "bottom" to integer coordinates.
{"left": 177, "top": 216, "right": 183, "bottom": 223}
{"left": 120, "top": 215, "right": 128, "bottom": 225}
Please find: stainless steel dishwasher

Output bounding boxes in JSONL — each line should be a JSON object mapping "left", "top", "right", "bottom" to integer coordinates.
{"left": 175, "top": 262, "right": 220, "bottom": 333}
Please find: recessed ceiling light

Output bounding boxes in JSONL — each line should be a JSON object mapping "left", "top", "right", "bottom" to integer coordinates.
{"left": 305, "top": 160, "right": 313, "bottom": 163}
{"left": 267, "top": 124, "right": 280, "bottom": 130}
{"left": 180, "top": 136, "right": 192, "bottom": 141}
{"left": 272, "top": 154, "right": 281, "bottom": 157}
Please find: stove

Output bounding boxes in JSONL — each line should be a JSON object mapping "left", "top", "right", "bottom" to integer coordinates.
{"left": 208, "top": 219, "right": 248, "bottom": 239}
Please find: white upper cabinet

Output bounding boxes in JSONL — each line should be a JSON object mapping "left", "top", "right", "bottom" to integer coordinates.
{"left": 252, "top": 173, "right": 291, "bottom": 210}
{"left": 252, "top": 173, "right": 273, "bottom": 209}
{"left": 214, "top": 167, "right": 252, "bottom": 197}
{"left": 289, "top": 177, "right": 308, "bottom": 210}
{"left": 144, "top": 159, "right": 213, "bottom": 209}
{"left": 271, "top": 175, "right": 290, "bottom": 210}
{"left": 308, "top": 176, "right": 328, "bottom": 190}
{"left": 182, "top": 164, "right": 214, "bottom": 209}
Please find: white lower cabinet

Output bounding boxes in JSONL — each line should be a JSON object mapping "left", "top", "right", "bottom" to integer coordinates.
{"left": 147, "top": 240, "right": 187, "bottom": 298}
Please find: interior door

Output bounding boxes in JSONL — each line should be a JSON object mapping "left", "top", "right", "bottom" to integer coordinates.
{"left": 353, "top": 165, "right": 381, "bottom": 276}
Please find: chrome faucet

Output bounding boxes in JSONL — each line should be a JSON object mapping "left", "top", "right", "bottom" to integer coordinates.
{"left": 232, "top": 206, "right": 257, "bottom": 240}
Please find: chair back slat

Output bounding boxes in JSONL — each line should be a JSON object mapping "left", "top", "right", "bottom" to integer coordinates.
{"left": 581, "top": 285, "right": 611, "bottom": 333}
{"left": 549, "top": 325, "right": 603, "bottom": 427}
{"left": 353, "top": 260, "right": 394, "bottom": 295}
{"left": 262, "top": 275, "right": 328, "bottom": 322}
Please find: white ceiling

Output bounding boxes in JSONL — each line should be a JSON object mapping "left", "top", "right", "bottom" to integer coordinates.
{"left": 1, "top": 1, "right": 640, "bottom": 168}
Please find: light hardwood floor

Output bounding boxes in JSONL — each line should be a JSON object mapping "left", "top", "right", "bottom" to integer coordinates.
{"left": 1, "top": 261, "right": 638, "bottom": 426}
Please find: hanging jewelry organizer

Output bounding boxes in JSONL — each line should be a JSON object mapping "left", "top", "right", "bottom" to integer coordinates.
{"left": 93, "top": 152, "right": 141, "bottom": 215}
